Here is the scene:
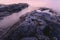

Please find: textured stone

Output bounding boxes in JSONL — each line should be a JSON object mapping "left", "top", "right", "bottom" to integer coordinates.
{"left": 0, "top": 3, "right": 29, "bottom": 40}
{"left": 2, "top": 7, "right": 60, "bottom": 40}
{"left": 0, "top": 3, "right": 28, "bottom": 20}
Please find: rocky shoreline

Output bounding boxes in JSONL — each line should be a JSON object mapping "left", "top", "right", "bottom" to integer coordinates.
{"left": 0, "top": 3, "right": 28, "bottom": 40}
{"left": 0, "top": 3, "right": 60, "bottom": 40}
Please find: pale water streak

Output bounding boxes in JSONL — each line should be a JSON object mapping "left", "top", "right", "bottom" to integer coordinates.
{"left": 0, "top": 0, "right": 60, "bottom": 29}
{"left": 0, "top": 6, "right": 39, "bottom": 29}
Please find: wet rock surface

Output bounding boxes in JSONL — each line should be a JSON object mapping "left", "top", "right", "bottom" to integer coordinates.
{"left": 0, "top": 3, "right": 29, "bottom": 40}
{"left": 2, "top": 7, "right": 60, "bottom": 40}
{"left": 0, "top": 3, "right": 28, "bottom": 20}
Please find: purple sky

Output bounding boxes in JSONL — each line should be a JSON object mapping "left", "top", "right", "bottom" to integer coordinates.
{"left": 0, "top": 0, "right": 59, "bottom": 9}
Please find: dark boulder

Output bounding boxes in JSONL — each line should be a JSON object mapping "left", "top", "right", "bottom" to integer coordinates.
{"left": 0, "top": 3, "right": 29, "bottom": 40}
{"left": 0, "top": 3, "right": 28, "bottom": 12}
{"left": 3, "top": 7, "right": 60, "bottom": 40}
{"left": 0, "top": 3, "right": 29, "bottom": 20}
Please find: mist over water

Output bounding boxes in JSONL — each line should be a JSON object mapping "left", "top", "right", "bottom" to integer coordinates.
{"left": 0, "top": 0, "right": 60, "bottom": 29}
{"left": 0, "top": 5, "right": 39, "bottom": 29}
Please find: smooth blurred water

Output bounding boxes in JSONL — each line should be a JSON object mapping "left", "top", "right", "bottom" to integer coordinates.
{"left": 0, "top": 0, "right": 60, "bottom": 29}
{"left": 0, "top": 5, "right": 39, "bottom": 29}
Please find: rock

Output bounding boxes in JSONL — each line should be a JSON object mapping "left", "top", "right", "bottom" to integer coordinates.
{"left": 0, "top": 12, "right": 10, "bottom": 17}
{"left": 7, "top": 3, "right": 28, "bottom": 13}
{"left": 0, "top": 3, "right": 28, "bottom": 12}
{"left": 21, "top": 37, "right": 38, "bottom": 40}
{"left": 0, "top": 3, "right": 29, "bottom": 40}
{"left": 3, "top": 7, "right": 60, "bottom": 40}
{"left": 0, "top": 3, "right": 29, "bottom": 20}
{"left": 0, "top": 4, "right": 7, "bottom": 12}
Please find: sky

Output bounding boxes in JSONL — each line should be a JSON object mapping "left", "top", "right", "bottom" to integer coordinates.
{"left": 0, "top": 0, "right": 59, "bottom": 10}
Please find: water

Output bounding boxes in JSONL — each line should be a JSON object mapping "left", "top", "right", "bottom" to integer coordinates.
{"left": 0, "top": 0, "right": 60, "bottom": 31}
{"left": 0, "top": 5, "right": 39, "bottom": 29}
